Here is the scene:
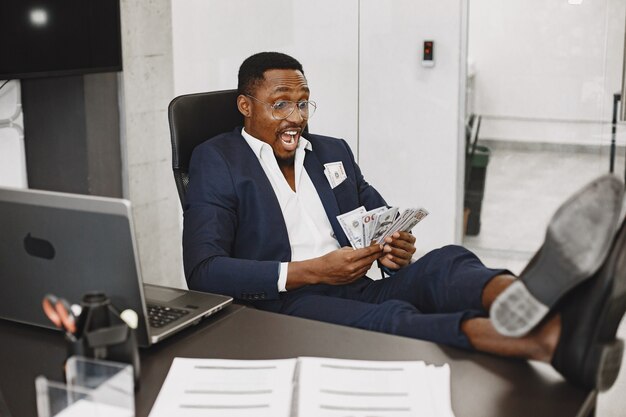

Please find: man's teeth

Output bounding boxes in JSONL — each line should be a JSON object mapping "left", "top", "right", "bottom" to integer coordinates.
{"left": 282, "top": 131, "right": 298, "bottom": 144}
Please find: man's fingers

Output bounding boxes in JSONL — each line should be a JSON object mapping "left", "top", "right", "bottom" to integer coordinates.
{"left": 383, "top": 235, "right": 416, "bottom": 260}
{"left": 387, "top": 253, "right": 411, "bottom": 266}
{"left": 402, "top": 232, "right": 417, "bottom": 244}
{"left": 385, "top": 232, "right": 416, "bottom": 245}
{"left": 349, "top": 253, "right": 379, "bottom": 275}
{"left": 380, "top": 257, "right": 406, "bottom": 269}
{"left": 385, "top": 241, "right": 415, "bottom": 255}
{"left": 354, "top": 247, "right": 381, "bottom": 272}
{"left": 354, "top": 265, "right": 371, "bottom": 278}
{"left": 383, "top": 245, "right": 412, "bottom": 259}
{"left": 331, "top": 247, "right": 379, "bottom": 278}
{"left": 377, "top": 231, "right": 416, "bottom": 271}
{"left": 363, "top": 250, "right": 384, "bottom": 267}
{"left": 350, "top": 244, "right": 383, "bottom": 260}
{"left": 385, "top": 231, "right": 412, "bottom": 240}
{"left": 380, "top": 249, "right": 412, "bottom": 267}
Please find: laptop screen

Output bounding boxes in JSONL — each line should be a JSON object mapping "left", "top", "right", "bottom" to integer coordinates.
{"left": 0, "top": 187, "right": 150, "bottom": 346}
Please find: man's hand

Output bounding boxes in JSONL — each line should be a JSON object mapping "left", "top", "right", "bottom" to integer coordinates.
{"left": 287, "top": 245, "right": 383, "bottom": 290}
{"left": 379, "top": 231, "right": 416, "bottom": 270}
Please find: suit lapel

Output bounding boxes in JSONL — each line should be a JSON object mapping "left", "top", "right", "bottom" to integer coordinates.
{"left": 235, "top": 133, "right": 292, "bottom": 260}
{"left": 303, "top": 149, "right": 349, "bottom": 247}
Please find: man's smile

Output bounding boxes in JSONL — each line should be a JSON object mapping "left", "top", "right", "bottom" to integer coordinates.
{"left": 278, "top": 127, "right": 301, "bottom": 152}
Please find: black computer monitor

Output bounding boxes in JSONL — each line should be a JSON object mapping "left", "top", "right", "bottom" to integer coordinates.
{"left": 0, "top": 0, "right": 123, "bottom": 80}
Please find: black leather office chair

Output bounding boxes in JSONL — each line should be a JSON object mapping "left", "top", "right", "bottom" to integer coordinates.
{"left": 168, "top": 89, "right": 310, "bottom": 207}
{"left": 168, "top": 89, "right": 242, "bottom": 207}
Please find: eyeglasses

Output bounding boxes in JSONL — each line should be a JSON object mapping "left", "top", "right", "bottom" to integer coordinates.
{"left": 246, "top": 95, "right": 317, "bottom": 120}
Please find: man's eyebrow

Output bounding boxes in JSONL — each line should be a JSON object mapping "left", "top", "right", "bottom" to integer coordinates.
{"left": 272, "top": 86, "right": 310, "bottom": 93}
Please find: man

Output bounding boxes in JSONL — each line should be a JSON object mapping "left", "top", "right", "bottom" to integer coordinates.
{"left": 183, "top": 52, "right": 626, "bottom": 389}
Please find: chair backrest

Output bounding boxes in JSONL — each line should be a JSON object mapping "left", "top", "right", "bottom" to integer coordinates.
{"left": 168, "top": 89, "right": 242, "bottom": 206}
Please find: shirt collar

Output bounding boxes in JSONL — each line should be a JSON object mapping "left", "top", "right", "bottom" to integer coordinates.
{"left": 241, "top": 127, "right": 312, "bottom": 159}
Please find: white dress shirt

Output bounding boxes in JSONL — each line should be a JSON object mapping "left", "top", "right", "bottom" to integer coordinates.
{"left": 241, "top": 128, "right": 340, "bottom": 291}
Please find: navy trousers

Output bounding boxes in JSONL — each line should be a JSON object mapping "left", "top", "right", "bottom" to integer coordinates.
{"left": 273, "top": 245, "right": 508, "bottom": 350}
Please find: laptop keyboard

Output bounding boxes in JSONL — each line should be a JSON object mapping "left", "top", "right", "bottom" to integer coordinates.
{"left": 147, "top": 304, "right": 190, "bottom": 328}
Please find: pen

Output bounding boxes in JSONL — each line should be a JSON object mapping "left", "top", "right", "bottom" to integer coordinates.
{"left": 42, "top": 294, "right": 78, "bottom": 342}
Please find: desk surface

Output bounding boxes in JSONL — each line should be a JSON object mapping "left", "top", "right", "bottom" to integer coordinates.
{"left": 1, "top": 305, "right": 593, "bottom": 417}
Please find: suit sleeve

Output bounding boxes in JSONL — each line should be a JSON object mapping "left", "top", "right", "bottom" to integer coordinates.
{"left": 183, "top": 145, "right": 281, "bottom": 301}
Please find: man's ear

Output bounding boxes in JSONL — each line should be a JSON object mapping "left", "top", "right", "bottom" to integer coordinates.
{"left": 237, "top": 95, "right": 251, "bottom": 118}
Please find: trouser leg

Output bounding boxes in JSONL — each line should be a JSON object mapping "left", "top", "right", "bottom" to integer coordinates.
{"left": 275, "top": 245, "right": 510, "bottom": 349}
{"left": 354, "top": 245, "right": 510, "bottom": 314}
{"left": 279, "top": 294, "right": 481, "bottom": 349}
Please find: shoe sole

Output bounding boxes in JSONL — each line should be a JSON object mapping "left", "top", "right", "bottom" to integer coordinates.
{"left": 491, "top": 175, "right": 624, "bottom": 337}
{"left": 553, "top": 219, "right": 626, "bottom": 390}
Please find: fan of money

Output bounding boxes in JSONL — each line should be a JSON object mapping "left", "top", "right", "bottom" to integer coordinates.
{"left": 337, "top": 206, "right": 429, "bottom": 249}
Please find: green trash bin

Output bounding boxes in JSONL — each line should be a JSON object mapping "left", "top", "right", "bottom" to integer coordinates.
{"left": 464, "top": 145, "right": 490, "bottom": 236}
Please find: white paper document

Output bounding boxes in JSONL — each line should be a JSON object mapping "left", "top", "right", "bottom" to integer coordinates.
{"left": 149, "top": 357, "right": 455, "bottom": 417}
{"left": 296, "top": 357, "right": 455, "bottom": 417}
{"left": 148, "top": 358, "right": 297, "bottom": 417}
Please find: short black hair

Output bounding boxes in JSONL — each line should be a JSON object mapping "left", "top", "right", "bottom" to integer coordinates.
{"left": 238, "top": 52, "right": 304, "bottom": 96}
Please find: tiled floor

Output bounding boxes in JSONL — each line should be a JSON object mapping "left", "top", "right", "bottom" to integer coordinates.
{"left": 462, "top": 140, "right": 626, "bottom": 416}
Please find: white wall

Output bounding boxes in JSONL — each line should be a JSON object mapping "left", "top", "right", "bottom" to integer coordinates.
{"left": 0, "top": 80, "right": 27, "bottom": 189}
{"left": 172, "top": 0, "right": 466, "bottom": 251}
{"left": 359, "top": 0, "right": 466, "bottom": 250}
{"left": 469, "top": 0, "right": 626, "bottom": 146}
{"left": 172, "top": 0, "right": 360, "bottom": 153}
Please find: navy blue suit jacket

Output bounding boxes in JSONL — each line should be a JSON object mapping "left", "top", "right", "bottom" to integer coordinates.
{"left": 183, "top": 128, "right": 388, "bottom": 312}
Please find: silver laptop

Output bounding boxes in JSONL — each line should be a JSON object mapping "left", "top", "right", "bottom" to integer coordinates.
{"left": 0, "top": 187, "right": 232, "bottom": 347}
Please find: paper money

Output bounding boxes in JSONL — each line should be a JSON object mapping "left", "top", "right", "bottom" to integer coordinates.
{"left": 375, "top": 208, "right": 430, "bottom": 244}
{"left": 337, "top": 206, "right": 367, "bottom": 248}
{"left": 337, "top": 206, "right": 429, "bottom": 249}
{"left": 380, "top": 208, "right": 416, "bottom": 242}
{"left": 369, "top": 207, "right": 399, "bottom": 244}
{"left": 361, "top": 206, "right": 389, "bottom": 245}
{"left": 324, "top": 162, "right": 347, "bottom": 188}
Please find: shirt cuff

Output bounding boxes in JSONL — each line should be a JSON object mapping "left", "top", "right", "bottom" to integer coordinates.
{"left": 277, "top": 262, "right": 288, "bottom": 292}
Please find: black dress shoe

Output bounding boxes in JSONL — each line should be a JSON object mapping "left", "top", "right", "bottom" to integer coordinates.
{"left": 552, "top": 216, "right": 626, "bottom": 391}
{"left": 491, "top": 174, "right": 624, "bottom": 337}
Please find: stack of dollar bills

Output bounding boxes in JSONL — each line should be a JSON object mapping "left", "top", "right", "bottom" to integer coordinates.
{"left": 337, "top": 206, "right": 429, "bottom": 249}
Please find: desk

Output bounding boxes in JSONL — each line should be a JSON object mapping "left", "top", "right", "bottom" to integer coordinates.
{"left": 0, "top": 305, "right": 594, "bottom": 417}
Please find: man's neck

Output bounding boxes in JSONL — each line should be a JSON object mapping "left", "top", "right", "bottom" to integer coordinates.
{"left": 278, "top": 161, "right": 296, "bottom": 192}
{"left": 241, "top": 127, "right": 300, "bottom": 192}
